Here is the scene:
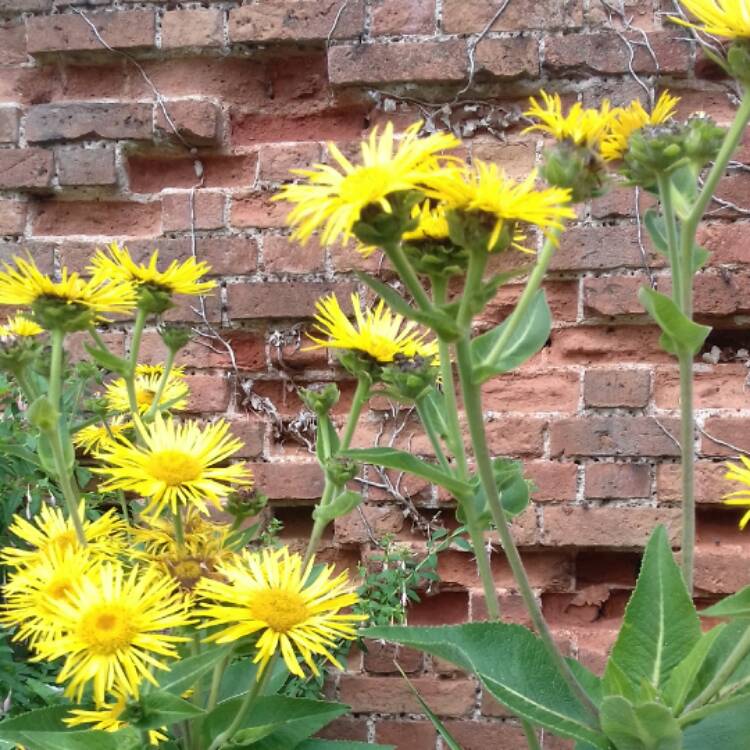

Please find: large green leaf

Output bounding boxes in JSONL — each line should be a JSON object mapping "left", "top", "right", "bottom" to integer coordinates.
{"left": 366, "top": 623, "right": 607, "bottom": 748}
{"left": 471, "top": 290, "right": 551, "bottom": 384}
{"left": 637, "top": 287, "right": 711, "bottom": 356}
{"left": 158, "top": 643, "right": 233, "bottom": 695}
{"left": 341, "top": 447, "right": 471, "bottom": 497}
{"left": 701, "top": 586, "right": 750, "bottom": 619}
{"left": 599, "top": 696, "right": 682, "bottom": 750}
{"left": 683, "top": 694, "right": 750, "bottom": 749}
{"left": 128, "top": 690, "right": 203, "bottom": 729}
{"left": 604, "top": 526, "right": 701, "bottom": 695}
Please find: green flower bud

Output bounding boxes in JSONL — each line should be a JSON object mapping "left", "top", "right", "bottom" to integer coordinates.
{"left": 447, "top": 209, "right": 515, "bottom": 254}
{"left": 621, "top": 124, "right": 686, "bottom": 188}
{"left": 728, "top": 40, "right": 750, "bottom": 85}
{"left": 379, "top": 354, "right": 439, "bottom": 402}
{"left": 338, "top": 350, "right": 380, "bottom": 381}
{"left": 402, "top": 239, "right": 470, "bottom": 279}
{"left": 352, "top": 191, "right": 422, "bottom": 247}
{"left": 0, "top": 338, "right": 41, "bottom": 374}
{"left": 27, "top": 395, "right": 59, "bottom": 431}
{"left": 683, "top": 113, "right": 726, "bottom": 168}
{"left": 540, "top": 140, "right": 609, "bottom": 203}
{"left": 31, "top": 298, "right": 93, "bottom": 333}
{"left": 323, "top": 456, "right": 358, "bottom": 487}
{"left": 224, "top": 488, "right": 268, "bottom": 522}
{"left": 159, "top": 324, "right": 192, "bottom": 354}
{"left": 299, "top": 383, "right": 341, "bottom": 415}
{"left": 138, "top": 284, "right": 174, "bottom": 315}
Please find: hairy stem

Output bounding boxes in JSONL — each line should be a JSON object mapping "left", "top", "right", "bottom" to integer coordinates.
{"left": 143, "top": 346, "right": 176, "bottom": 422}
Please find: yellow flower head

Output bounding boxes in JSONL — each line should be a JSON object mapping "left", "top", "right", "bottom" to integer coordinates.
{"left": 402, "top": 202, "right": 451, "bottom": 243}
{"left": 34, "top": 561, "right": 190, "bottom": 703}
{"left": 196, "top": 547, "right": 366, "bottom": 678}
{"left": 104, "top": 365, "right": 189, "bottom": 415}
{"left": 0, "top": 315, "right": 44, "bottom": 339}
{"left": 2, "top": 547, "right": 96, "bottom": 646}
{"left": 425, "top": 161, "right": 575, "bottom": 250}
{"left": 524, "top": 90, "right": 615, "bottom": 148}
{"left": 306, "top": 293, "right": 439, "bottom": 364}
{"left": 65, "top": 693, "right": 166, "bottom": 746}
{"left": 73, "top": 416, "right": 132, "bottom": 455}
{"left": 275, "top": 121, "right": 459, "bottom": 247}
{"left": 1, "top": 503, "right": 127, "bottom": 569}
{"left": 0, "top": 257, "right": 136, "bottom": 319}
{"left": 671, "top": 0, "right": 750, "bottom": 39}
{"left": 89, "top": 242, "right": 215, "bottom": 297}
{"left": 723, "top": 454, "right": 750, "bottom": 528}
{"left": 93, "top": 413, "right": 253, "bottom": 518}
{"left": 601, "top": 91, "right": 681, "bottom": 161}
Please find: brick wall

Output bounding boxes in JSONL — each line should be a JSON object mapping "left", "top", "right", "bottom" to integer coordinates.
{"left": 2, "top": 0, "right": 750, "bottom": 747}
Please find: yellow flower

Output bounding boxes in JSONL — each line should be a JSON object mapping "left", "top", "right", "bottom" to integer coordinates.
{"left": 1, "top": 547, "right": 95, "bottom": 646}
{"left": 524, "top": 90, "right": 615, "bottom": 148}
{"left": 89, "top": 242, "right": 215, "bottom": 297}
{"left": 306, "top": 293, "right": 439, "bottom": 364}
{"left": 601, "top": 91, "right": 680, "bottom": 161}
{"left": 0, "top": 257, "right": 136, "bottom": 318}
{"left": 34, "top": 561, "right": 190, "bottom": 703}
{"left": 65, "top": 693, "right": 166, "bottom": 746}
{"left": 671, "top": 0, "right": 750, "bottom": 39}
{"left": 402, "top": 201, "right": 451, "bottom": 243}
{"left": 0, "top": 315, "right": 44, "bottom": 338}
{"left": 196, "top": 547, "right": 365, "bottom": 678}
{"left": 73, "top": 416, "right": 132, "bottom": 455}
{"left": 275, "top": 121, "right": 459, "bottom": 247}
{"left": 425, "top": 161, "right": 575, "bottom": 250}
{"left": 104, "top": 365, "right": 189, "bottom": 415}
{"left": 1, "top": 503, "right": 127, "bottom": 569}
{"left": 723, "top": 455, "right": 750, "bottom": 528}
{"left": 93, "top": 413, "right": 253, "bottom": 518}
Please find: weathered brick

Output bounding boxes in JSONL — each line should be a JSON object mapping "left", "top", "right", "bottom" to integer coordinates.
{"left": 161, "top": 9, "right": 223, "bottom": 49}
{"left": 588, "top": 0, "right": 656, "bottom": 29}
{"left": 584, "top": 368, "right": 651, "bottom": 408}
{"left": 697, "top": 221, "right": 750, "bottom": 265}
{"left": 583, "top": 273, "right": 650, "bottom": 317}
{"left": 542, "top": 506, "right": 682, "bottom": 547}
{"left": 657, "top": 461, "right": 732, "bottom": 505}
{"left": 0, "top": 240, "right": 54, "bottom": 273}
{"left": 25, "top": 103, "right": 152, "bottom": 142}
{"left": 484, "top": 416, "right": 546, "bottom": 457}
{"left": 161, "top": 192, "right": 225, "bottom": 232}
{"left": 317, "top": 718, "right": 368, "bottom": 742}
{"left": 0, "top": 148, "right": 53, "bottom": 190}
{"left": 701, "top": 418, "right": 750, "bottom": 456}
{"left": 444, "top": 720, "right": 530, "bottom": 750}
{"left": 474, "top": 37, "right": 540, "bottom": 79}
{"left": 226, "top": 418, "right": 265, "bottom": 459}
{"left": 263, "top": 234, "right": 326, "bottom": 274}
{"left": 226, "top": 281, "right": 356, "bottom": 320}
{"left": 26, "top": 11, "right": 155, "bottom": 54}
{"left": 128, "top": 154, "right": 256, "bottom": 193}
{"left": 695, "top": 540, "right": 750, "bottom": 594}
{"left": 549, "top": 326, "right": 670, "bottom": 365}
{"left": 482, "top": 370, "right": 580, "bottom": 413}
{"left": 257, "top": 142, "right": 321, "bottom": 182}
{"left": 375, "top": 719, "right": 436, "bottom": 750}
{"left": 550, "top": 417, "right": 681, "bottom": 458}
{"left": 371, "top": 0, "right": 435, "bottom": 34}
{"left": 183, "top": 373, "right": 231, "bottom": 413}
{"left": 655, "top": 364, "right": 750, "bottom": 410}
{"left": 0, "top": 107, "right": 20, "bottom": 144}
{"left": 194, "top": 236, "right": 258, "bottom": 276}
{"left": 552, "top": 225, "right": 657, "bottom": 271}
{"left": 0, "top": 200, "right": 27, "bottom": 235}
{"left": 229, "top": 0, "right": 365, "bottom": 42}
{"left": 479, "top": 279, "right": 578, "bottom": 327}
{"left": 0, "top": 23, "right": 27, "bottom": 65}
{"left": 1, "top": 0, "right": 51, "bottom": 12}
{"left": 328, "top": 40, "right": 467, "bottom": 85}
{"left": 32, "top": 200, "right": 161, "bottom": 237}
{"left": 232, "top": 110, "right": 365, "bottom": 146}
{"left": 334, "top": 505, "right": 404, "bottom": 544}
{"left": 154, "top": 99, "right": 221, "bottom": 145}
{"left": 230, "top": 192, "right": 289, "bottom": 229}
{"left": 56, "top": 144, "right": 117, "bottom": 186}
{"left": 585, "top": 463, "right": 651, "bottom": 499}
{"left": 526, "top": 461, "right": 579, "bottom": 503}
{"left": 443, "top": 0, "right": 582, "bottom": 32}
{"left": 249, "top": 462, "right": 324, "bottom": 500}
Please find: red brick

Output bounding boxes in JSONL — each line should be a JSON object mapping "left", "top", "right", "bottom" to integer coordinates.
{"left": 713, "top": 173, "right": 750, "bottom": 218}
{"left": 585, "top": 463, "right": 651, "bottom": 499}
{"left": 471, "top": 137, "right": 537, "bottom": 178}
{"left": 161, "top": 9, "right": 223, "bottom": 49}
{"left": 371, "top": 0, "right": 435, "bottom": 34}
{"left": 0, "top": 240, "right": 54, "bottom": 273}
{"left": 542, "top": 506, "right": 682, "bottom": 547}
{"left": 478, "top": 280, "right": 578, "bottom": 327}
{"left": 1, "top": 0, "right": 50, "bottom": 12}
{"left": 482, "top": 370, "right": 580, "bottom": 413}
{"left": 583, "top": 273, "right": 650, "bottom": 317}
{"left": 655, "top": 364, "right": 750, "bottom": 410}
{"left": 263, "top": 234, "right": 326, "bottom": 274}
{"left": 0, "top": 200, "right": 26, "bottom": 235}
{"left": 583, "top": 368, "right": 651, "bottom": 408}
{"left": 444, "top": 719, "right": 530, "bottom": 749}
{"left": 443, "top": 0, "right": 582, "bottom": 32}
{"left": 161, "top": 192, "right": 225, "bottom": 232}
{"left": 32, "top": 201, "right": 161, "bottom": 237}
{"left": 227, "top": 281, "right": 356, "bottom": 320}
{"left": 526, "top": 461, "right": 579, "bottom": 503}
{"left": 484, "top": 416, "right": 546, "bottom": 457}
{"left": 328, "top": 40, "right": 467, "bottom": 86}
{"left": 230, "top": 192, "right": 289, "bottom": 229}
{"left": 25, "top": 103, "right": 152, "bottom": 142}
{"left": 182, "top": 374, "right": 231, "bottom": 413}
{"left": 316, "top": 717, "right": 368, "bottom": 742}
{"left": 0, "top": 148, "right": 53, "bottom": 190}
{"left": 195, "top": 237, "right": 258, "bottom": 276}
{"left": 223, "top": 330, "right": 268, "bottom": 370}
{"left": 257, "top": 142, "right": 321, "bottom": 182}
{"left": 26, "top": 11, "right": 154, "bottom": 54}
{"left": 576, "top": 550, "right": 640, "bottom": 588}
{"left": 137, "top": 328, "right": 241, "bottom": 371}
{"left": 155, "top": 99, "right": 221, "bottom": 146}
{"left": 590, "top": 186, "right": 656, "bottom": 219}
{"left": 409, "top": 591, "right": 469, "bottom": 625}
{"left": 695, "top": 539, "right": 750, "bottom": 595}
{"left": 588, "top": 0, "right": 656, "bottom": 29}
{"left": 66, "top": 330, "right": 125, "bottom": 363}
{"left": 227, "top": 418, "right": 265, "bottom": 459}
{"left": 657, "top": 461, "right": 731, "bottom": 505}
{"left": 362, "top": 640, "right": 423, "bottom": 674}
{"left": 701, "top": 418, "right": 750, "bottom": 456}
{"left": 0, "top": 23, "right": 27, "bottom": 65}
{"left": 552, "top": 225, "right": 657, "bottom": 272}
{"left": 56, "top": 145, "right": 117, "bottom": 187}
{"left": 549, "top": 326, "right": 670, "bottom": 365}
{"left": 375, "top": 719, "right": 436, "bottom": 750}
{"left": 550, "top": 417, "right": 681, "bottom": 458}
{"left": 692, "top": 270, "right": 750, "bottom": 316}
{"left": 229, "top": 1, "right": 365, "bottom": 42}
{"left": 128, "top": 154, "right": 256, "bottom": 193}
{"left": 232, "top": 110, "right": 365, "bottom": 147}
{"left": 334, "top": 505, "right": 404, "bottom": 544}
{"left": 0, "top": 106, "right": 20, "bottom": 144}
{"left": 339, "top": 675, "right": 475, "bottom": 716}
{"left": 249, "top": 461, "right": 324, "bottom": 501}
{"left": 474, "top": 37, "right": 540, "bottom": 79}
{"left": 697, "top": 220, "right": 750, "bottom": 265}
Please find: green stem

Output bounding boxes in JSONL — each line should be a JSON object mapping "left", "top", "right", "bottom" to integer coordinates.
{"left": 13, "top": 368, "right": 39, "bottom": 404}
{"left": 143, "top": 346, "right": 176, "bottom": 422}
{"left": 48, "top": 328, "right": 65, "bottom": 410}
{"left": 678, "top": 349, "right": 696, "bottom": 593}
{"left": 456, "top": 248, "right": 488, "bottom": 330}
{"left": 480, "top": 231, "right": 560, "bottom": 377}
{"left": 384, "top": 242, "right": 433, "bottom": 313}
{"left": 125, "top": 307, "right": 148, "bottom": 419}
{"left": 414, "top": 396, "right": 452, "bottom": 473}
{"left": 206, "top": 651, "right": 233, "bottom": 712}
{"left": 117, "top": 490, "right": 130, "bottom": 529}
{"left": 454, "top": 334, "right": 599, "bottom": 721}
{"left": 523, "top": 720, "right": 542, "bottom": 750}
{"left": 88, "top": 326, "right": 109, "bottom": 352}
{"left": 656, "top": 173, "right": 682, "bottom": 306}
{"left": 207, "top": 658, "right": 275, "bottom": 750}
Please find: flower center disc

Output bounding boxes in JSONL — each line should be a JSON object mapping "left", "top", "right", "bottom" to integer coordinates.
{"left": 136, "top": 388, "right": 155, "bottom": 408}
{"left": 80, "top": 604, "right": 137, "bottom": 654}
{"left": 146, "top": 450, "right": 202, "bottom": 486}
{"left": 251, "top": 589, "right": 310, "bottom": 633}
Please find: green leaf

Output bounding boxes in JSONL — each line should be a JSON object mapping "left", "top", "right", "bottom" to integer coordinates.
{"left": 340, "top": 447, "right": 471, "bottom": 497}
{"left": 663, "top": 626, "right": 726, "bottom": 714}
{"left": 472, "top": 290, "right": 551, "bottom": 384}
{"left": 701, "top": 586, "right": 750, "bottom": 619}
{"left": 638, "top": 287, "right": 711, "bottom": 356}
{"left": 683, "top": 694, "right": 750, "bottom": 749}
{"left": 644, "top": 209, "right": 668, "bottom": 255}
{"left": 316, "top": 413, "right": 340, "bottom": 464}
{"left": 157, "top": 643, "right": 233, "bottom": 695}
{"left": 600, "top": 696, "right": 682, "bottom": 750}
{"left": 129, "top": 690, "right": 203, "bottom": 729}
{"left": 312, "top": 489, "right": 361, "bottom": 523}
{"left": 84, "top": 344, "right": 130, "bottom": 376}
{"left": 604, "top": 526, "right": 701, "bottom": 695}
{"left": 458, "top": 458, "right": 530, "bottom": 526}
{"left": 669, "top": 164, "right": 699, "bottom": 219}
{"left": 365, "top": 623, "right": 607, "bottom": 748}
{"left": 691, "top": 246, "right": 710, "bottom": 273}
{"left": 297, "top": 742, "right": 395, "bottom": 750}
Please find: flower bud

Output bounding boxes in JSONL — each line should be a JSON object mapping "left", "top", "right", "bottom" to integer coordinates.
{"left": 138, "top": 284, "right": 174, "bottom": 315}
{"left": 402, "top": 239, "right": 470, "bottom": 279}
{"left": 683, "top": 113, "right": 725, "bottom": 167}
{"left": 159, "top": 324, "right": 192, "bottom": 354}
{"left": 299, "top": 383, "right": 341, "bottom": 415}
{"left": 0, "top": 338, "right": 40, "bottom": 374}
{"left": 31, "top": 298, "right": 93, "bottom": 333}
{"left": 27, "top": 395, "right": 60, "bottom": 431}
{"left": 541, "top": 140, "right": 609, "bottom": 203}
{"left": 337, "top": 350, "right": 380, "bottom": 381}
{"left": 323, "top": 456, "right": 358, "bottom": 487}
{"left": 621, "top": 124, "right": 686, "bottom": 188}
{"left": 224, "top": 488, "right": 268, "bottom": 522}
{"left": 447, "top": 209, "right": 515, "bottom": 254}
{"left": 352, "top": 190, "right": 421, "bottom": 247}
{"left": 380, "top": 354, "right": 439, "bottom": 402}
